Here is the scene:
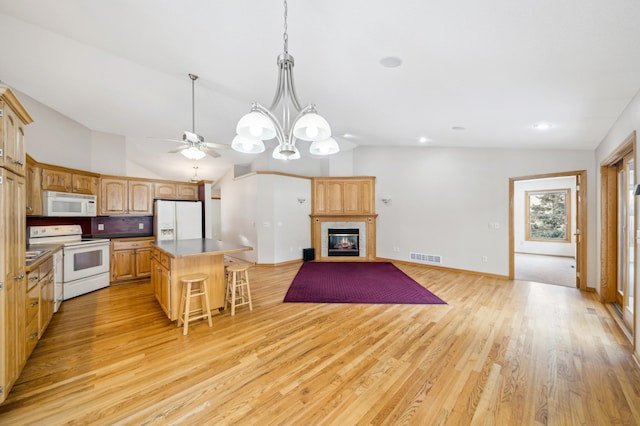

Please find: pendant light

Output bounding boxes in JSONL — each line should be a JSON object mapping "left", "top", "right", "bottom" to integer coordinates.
{"left": 233, "top": 0, "right": 337, "bottom": 159}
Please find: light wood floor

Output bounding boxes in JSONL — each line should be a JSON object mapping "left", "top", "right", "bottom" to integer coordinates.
{"left": 1, "top": 262, "right": 639, "bottom": 425}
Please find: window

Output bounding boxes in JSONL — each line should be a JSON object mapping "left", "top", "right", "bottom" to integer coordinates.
{"left": 525, "top": 189, "right": 570, "bottom": 242}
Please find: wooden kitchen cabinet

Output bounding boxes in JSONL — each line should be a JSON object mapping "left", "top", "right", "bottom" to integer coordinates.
{"left": 0, "top": 87, "right": 31, "bottom": 177}
{"left": 154, "top": 182, "right": 198, "bottom": 200}
{"left": 0, "top": 85, "right": 31, "bottom": 404}
{"left": 71, "top": 173, "right": 99, "bottom": 195}
{"left": 177, "top": 183, "right": 198, "bottom": 200}
{"left": 25, "top": 155, "right": 42, "bottom": 215}
{"left": 24, "top": 255, "right": 54, "bottom": 360}
{"left": 150, "top": 246, "right": 171, "bottom": 317}
{"left": 41, "top": 168, "right": 99, "bottom": 195}
{"left": 110, "top": 237, "right": 154, "bottom": 283}
{"left": 128, "top": 181, "right": 154, "bottom": 214}
{"left": 0, "top": 169, "right": 27, "bottom": 404}
{"left": 41, "top": 168, "right": 72, "bottom": 192}
{"left": 100, "top": 178, "right": 153, "bottom": 215}
{"left": 312, "top": 177, "right": 375, "bottom": 215}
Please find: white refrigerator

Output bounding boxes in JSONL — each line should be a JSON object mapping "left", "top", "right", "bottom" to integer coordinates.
{"left": 154, "top": 200, "right": 203, "bottom": 241}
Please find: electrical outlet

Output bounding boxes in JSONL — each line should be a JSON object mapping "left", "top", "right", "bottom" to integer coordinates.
{"left": 97, "top": 224, "right": 104, "bottom": 231}
{"left": 482, "top": 256, "right": 488, "bottom": 263}
{"left": 138, "top": 223, "right": 144, "bottom": 230}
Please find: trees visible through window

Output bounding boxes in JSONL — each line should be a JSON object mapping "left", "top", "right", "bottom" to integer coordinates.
{"left": 525, "top": 189, "right": 570, "bottom": 242}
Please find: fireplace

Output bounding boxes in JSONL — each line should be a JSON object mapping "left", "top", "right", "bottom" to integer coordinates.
{"left": 328, "top": 228, "right": 360, "bottom": 257}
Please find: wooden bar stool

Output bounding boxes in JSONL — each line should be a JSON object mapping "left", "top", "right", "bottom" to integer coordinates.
{"left": 225, "top": 264, "right": 253, "bottom": 316}
{"left": 177, "top": 273, "right": 213, "bottom": 335}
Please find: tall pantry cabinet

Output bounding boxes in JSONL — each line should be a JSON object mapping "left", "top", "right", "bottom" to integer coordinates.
{"left": 0, "top": 85, "right": 33, "bottom": 404}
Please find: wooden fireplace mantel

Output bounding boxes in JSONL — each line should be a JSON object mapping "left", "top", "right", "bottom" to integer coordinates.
{"left": 310, "top": 176, "right": 377, "bottom": 262}
{"left": 310, "top": 214, "right": 377, "bottom": 262}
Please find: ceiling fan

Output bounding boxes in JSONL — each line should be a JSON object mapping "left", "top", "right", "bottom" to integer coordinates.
{"left": 164, "top": 73, "right": 229, "bottom": 160}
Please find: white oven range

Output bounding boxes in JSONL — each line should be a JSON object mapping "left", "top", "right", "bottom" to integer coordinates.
{"left": 28, "top": 225, "right": 110, "bottom": 301}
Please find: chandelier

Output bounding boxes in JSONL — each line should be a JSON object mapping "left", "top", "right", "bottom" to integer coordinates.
{"left": 232, "top": 0, "right": 339, "bottom": 160}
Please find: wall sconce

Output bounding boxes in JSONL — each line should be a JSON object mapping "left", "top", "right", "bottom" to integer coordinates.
{"left": 381, "top": 198, "right": 392, "bottom": 205}
{"left": 297, "top": 197, "right": 307, "bottom": 204}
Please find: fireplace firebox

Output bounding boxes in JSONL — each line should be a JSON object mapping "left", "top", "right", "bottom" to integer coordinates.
{"left": 328, "top": 228, "right": 360, "bottom": 257}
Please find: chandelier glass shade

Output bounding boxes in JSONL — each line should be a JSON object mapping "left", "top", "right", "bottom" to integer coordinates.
{"left": 232, "top": 0, "right": 338, "bottom": 160}
{"left": 231, "top": 135, "right": 266, "bottom": 154}
{"left": 309, "top": 137, "right": 340, "bottom": 156}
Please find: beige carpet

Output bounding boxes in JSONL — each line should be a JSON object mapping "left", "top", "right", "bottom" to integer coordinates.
{"left": 514, "top": 253, "right": 576, "bottom": 288}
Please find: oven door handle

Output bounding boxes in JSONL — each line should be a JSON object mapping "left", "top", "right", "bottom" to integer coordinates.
{"left": 65, "top": 242, "right": 109, "bottom": 251}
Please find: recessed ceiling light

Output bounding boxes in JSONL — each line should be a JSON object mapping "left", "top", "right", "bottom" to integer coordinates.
{"left": 418, "top": 137, "right": 429, "bottom": 143}
{"left": 451, "top": 126, "right": 466, "bottom": 131}
{"left": 533, "top": 122, "right": 553, "bottom": 130}
{"left": 342, "top": 133, "right": 354, "bottom": 139}
{"left": 380, "top": 56, "right": 402, "bottom": 68}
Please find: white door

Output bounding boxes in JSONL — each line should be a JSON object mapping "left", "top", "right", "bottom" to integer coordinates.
{"left": 155, "top": 200, "right": 176, "bottom": 241}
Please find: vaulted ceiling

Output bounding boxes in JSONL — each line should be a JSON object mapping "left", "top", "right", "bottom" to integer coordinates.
{"left": 1, "top": 0, "right": 640, "bottom": 181}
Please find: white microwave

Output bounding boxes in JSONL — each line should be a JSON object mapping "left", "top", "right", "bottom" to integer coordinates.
{"left": 42, "top": 191, "right": 97, "bottom": 217}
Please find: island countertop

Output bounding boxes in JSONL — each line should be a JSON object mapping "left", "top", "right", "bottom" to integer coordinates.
{"left": 152, "top": 239, "right": 252, "bottom": 258}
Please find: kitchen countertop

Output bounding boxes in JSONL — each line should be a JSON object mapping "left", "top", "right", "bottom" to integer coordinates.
{"left": 152, "top": 239, "right": 252, "bottom": 258}
{"left": 25, "top": 243, "right": 63, "bottom": 271}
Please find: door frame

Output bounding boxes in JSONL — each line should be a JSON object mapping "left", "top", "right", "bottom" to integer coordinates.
{"left": 600, "top": 131, "right": 636, "bottom": 343}
{"left": 509, "top": 170, "right": 588, "bottom": 290}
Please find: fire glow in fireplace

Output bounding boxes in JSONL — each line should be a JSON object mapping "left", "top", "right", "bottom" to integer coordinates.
{"left": 328, "top": 228, "right": 360, "bottom": 256}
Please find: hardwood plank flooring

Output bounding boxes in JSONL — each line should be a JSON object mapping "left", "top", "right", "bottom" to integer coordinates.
{"left": 1, "top": 262, "right": 639, "bottom": 425}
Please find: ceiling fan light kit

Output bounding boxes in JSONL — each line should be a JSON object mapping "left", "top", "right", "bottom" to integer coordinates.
{"left": 232, "top": 0, "right": 337, "bottom": 160}
{"left": 181, "top": 146, "right": 207, "bottom": 160}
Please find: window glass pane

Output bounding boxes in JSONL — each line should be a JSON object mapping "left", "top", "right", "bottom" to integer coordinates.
{"left": 526, "top": 189, "right": 570, "bottom": 242}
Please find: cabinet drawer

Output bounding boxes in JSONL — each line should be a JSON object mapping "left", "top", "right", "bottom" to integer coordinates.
{"left": 26, "top": 284, "right": 40, "bottom": 323}
{"left": 25, "top": 315, "right": 40, "bottom": 356}
{"left": 160, "top": 253, "right": 170, "bottom": 268}
{"left": 113, "top": 239, "right": 152, "bottom": 250}
{"left": 27, "top": 269, "right": 40, "bottom": 290}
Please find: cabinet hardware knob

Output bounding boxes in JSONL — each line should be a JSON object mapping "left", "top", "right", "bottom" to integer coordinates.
{"left": 30, "top": 332, "right": 38, "bottom": 340}
{"left": 30, "top": 301, "right": 39, "bottom": 307}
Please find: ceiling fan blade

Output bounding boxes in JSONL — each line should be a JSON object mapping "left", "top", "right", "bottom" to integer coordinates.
{"left": 201, "top": 147, "right": 221, "bottom": 158}
{"left": 167, "top": 146, "right": 186, "bottom": 153}
{"left": 148, "top": 137, "right": 186, "bottom": 144}
{"left": 203, "top": 142, "right": 230, "bottom": 150}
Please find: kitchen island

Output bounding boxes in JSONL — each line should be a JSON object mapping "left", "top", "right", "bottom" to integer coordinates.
{"left": 150, "top": 239, "right": 252, "bottom": 321}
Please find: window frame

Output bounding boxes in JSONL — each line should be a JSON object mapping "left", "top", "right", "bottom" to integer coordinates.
{"left": 525, "top": 188, "right": 571, "bottom": 243}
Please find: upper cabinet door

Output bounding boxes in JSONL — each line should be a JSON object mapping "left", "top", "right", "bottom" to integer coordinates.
{"left": 0, "top": 86, "right": 32, "bottom": 178}
{"left": 128, "top": 181, "right": 154, "bottom": 215}
{"left": 72, "top": 174, "right": 99, "bottom": 195}
{"left": 1, "top": 106, "right": 25, "bottom": 176}
{"left": 177, "top": 183, "right": 198, "bottom": 200}
{"left": 154, "top": 183, "right": 176, "bottom": 199}
{"left": 100, "top": 178, "right": 128, "bottom": 215}
{"left": 42, "top": 169, "right": 72, "bottom": 192}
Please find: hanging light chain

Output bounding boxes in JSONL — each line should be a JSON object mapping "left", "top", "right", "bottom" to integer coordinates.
{"left": 283, "top": 0, "right": 289, "bottom": 53}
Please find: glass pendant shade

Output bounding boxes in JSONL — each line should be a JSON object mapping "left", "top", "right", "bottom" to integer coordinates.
{"left": 181, "top": 146, "right": 207, "bottom": 160}
{"left": 293, "top": 112, "right": 331, "bottom": 141}
{"left": 272, "top": 144, "right": 300, "bottom": 160}
{"left": 309, "top": 137, "right": 339, "bottom": 156}
{"left": 236, "top": 111, "right": 277, "bottom": 140}
{"left": 231, "top": 135, "right": 266, "bottom": 154}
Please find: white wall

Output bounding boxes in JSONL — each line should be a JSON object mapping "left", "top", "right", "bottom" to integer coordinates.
{"left": 514, "top": 177, "right": 576, "bottom": 257}
{"left": 18, "top": 90, "right": 92, "bottom": 169}
{"left": 218, "top": 171, "right": 311, "bottom": 264}
{"left": 91, "top": 130, "right": 126, "bottom": 176}
{"left": 219, "top": 170, "right": 258, "bottom": 263}
{"left": 595, "top": 88, "right": 640, "bottom": 358}
{"left": 354, "top": 146, "right": 597, "bottom": 285}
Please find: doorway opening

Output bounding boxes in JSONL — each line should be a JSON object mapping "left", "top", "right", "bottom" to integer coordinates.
{"left": 600, "top": 131, "right": 636, "bottom": 342}
{"left": 509, "top": 170, "right": 587, "bottom": 290}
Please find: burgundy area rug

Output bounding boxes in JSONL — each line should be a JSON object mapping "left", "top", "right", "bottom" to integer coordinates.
{"left": 283, "top": 262, "right": 446, "bottom": 305}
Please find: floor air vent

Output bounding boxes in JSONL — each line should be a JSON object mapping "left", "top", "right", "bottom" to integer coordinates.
{"left": 410, "top": 252, "right": 443, "bottom": 265}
